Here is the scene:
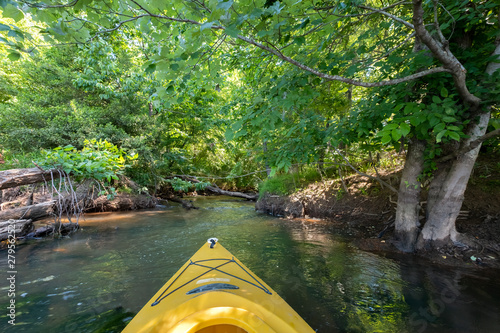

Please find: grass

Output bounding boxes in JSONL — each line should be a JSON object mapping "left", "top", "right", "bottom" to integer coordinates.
{"left": 0, "top": 150, "right": 44, "bottom": 171}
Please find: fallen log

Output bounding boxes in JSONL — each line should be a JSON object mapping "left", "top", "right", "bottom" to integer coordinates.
{"left": 204, "top": 185, "right": 258, "bottom": 200}
{"left": 0, "top": 201, "right": 55, "bottom": 222}
{"left": 0, "top": 219, "right": 33, "bottom": 241}
{"left": 175, "top": 176, "right": 258, "bottom": 200}
{"left": 86, "top": 194, "right": 157, "bottom": 212}
{"left": 0, "top": 168, "right": 61, "bottom": 190}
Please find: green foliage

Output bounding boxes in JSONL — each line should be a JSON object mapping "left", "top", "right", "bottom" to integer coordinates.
{"left": 39, "top": 139, "right": 137, "bottom": 184}
{"left": 1, "top": 0, "right": 498, "bottom": 196}
{"left": 258, "top": 174, "right": 297, "bottom": 197}
{"left": 258, "top": 166, "right": 323, "bottom": 197}
{"left": 163, "top": 177, "right": 211, "bottom": 194}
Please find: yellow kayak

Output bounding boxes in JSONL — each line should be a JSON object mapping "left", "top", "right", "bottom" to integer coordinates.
{"left": 122, "top": 238, "right": 315, "bottom": 333}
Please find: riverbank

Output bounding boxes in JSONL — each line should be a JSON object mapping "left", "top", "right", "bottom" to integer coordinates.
{"left": 256, "top": 166, "right": 500, "bottom": 270}
{"left": 0, "top": 183, "right": 157, "bottom": 243}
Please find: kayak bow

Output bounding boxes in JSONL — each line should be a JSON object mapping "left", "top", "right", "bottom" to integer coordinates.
{"left": 122, "top": 238, "right": 315, "bottom": 333}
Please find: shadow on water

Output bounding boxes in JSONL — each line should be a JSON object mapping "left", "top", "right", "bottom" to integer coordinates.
{"left": 1, "top": 196, "right": 499, "bottom": 332}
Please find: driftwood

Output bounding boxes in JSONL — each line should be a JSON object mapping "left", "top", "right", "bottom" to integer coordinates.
{"left": 0, "top": 168, "right": 61, "bottom": 190}
{"left": 204, "top": 185, "right": 258, "bottom": 200}
{"left": 0, "top": 201, "right": 55, "bottom": 221}
{"left": 176, "top": 176, "right": 258, "bottom": 200}
{"left": 0, "top": 219, "right": 34, "bottom": 241}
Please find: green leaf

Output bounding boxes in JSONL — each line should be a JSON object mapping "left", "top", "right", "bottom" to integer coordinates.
{"left": 448, "top": 131, "right": 460, "bottom": 141}
{"left": 440, "top": 87, "right": 449, "bottom": 98}
{"left": 0, "top": 23, "right": 12, "bottom": 31}
{"left": 3, "top": 4, "right": 24, "bottom": 22}
{"left": 384, "top": 123, "right": 399, "bottom": 130}
{"left": 391, "top": 128, "right": 402, "bottom": 141}
{"left": 200, "top": 21, "right": 214, "bottom": 31}
{"left": 225, "top": 25, "right": 240, "bottom": 38}
{"left": 381, "top": 135, "right": 392, "bottom": 145}
{"left": 436, "top": 129, "right": 447, "bottom": 143}
{"left": 442, "top": 116, "right": 456, "bottom": 123}
{"left": 145, "top": 63, "right": 156, "bottom": 74}
{"left": 294, "top": 36, "right": 305, "bottom": 46}
{"left": 400, "top": 123, "right": 411, "bottom": 137}
{"left": 434, "top": 122, "right": 445, "bottom": 133}
{"left": 432, "top": 95, "right": 442, "bottom": 104}
{"left": 216, "top": 0, "right": 233, "bottom": 11}
{"left": 7, "top": 52, "right": 21, "bottom": 61}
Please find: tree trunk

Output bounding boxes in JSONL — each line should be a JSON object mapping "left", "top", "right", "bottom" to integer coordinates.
{"left": 418, "top": 112, "right": 490, "bottom": 249}
{"left": 0, "top": 201, "right": 55, "bottom": 221}
{"left": 394, "top": 139, "right": 426, "bottom": 252}
{"left": 418, "top": 40, "right": 499, "bottom": 249}
{"left": 0, "top": 168, "right": 61, "bottom": 190}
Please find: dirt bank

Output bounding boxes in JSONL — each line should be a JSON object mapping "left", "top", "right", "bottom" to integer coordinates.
{"left": 256, "top": 167, "right": 500, "bottom": 270}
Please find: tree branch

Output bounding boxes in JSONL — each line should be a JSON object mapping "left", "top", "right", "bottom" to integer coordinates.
{"left": 436, "top": 128, "right": 500, "bottom": 163}
{"left": 333, "top": 148, "right": 399, "bottom": 193}
{"left": 358, "top": 4, "right": 414, "bottom": 29}
{"left": 412, "top": 0, "right": 481, "bottom": 107}
{"left": 51, "top": 2, "right": 453, "bottom": 88}
{"left": 236, "top": 34, "right": 450, "bottom": 87}
{"left": 20, "top": 0, "right": 79, "bottom": 8}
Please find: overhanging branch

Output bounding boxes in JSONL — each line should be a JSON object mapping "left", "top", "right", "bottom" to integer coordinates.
{"left": 436, "top": 128, "right": 500, "bottom": 163}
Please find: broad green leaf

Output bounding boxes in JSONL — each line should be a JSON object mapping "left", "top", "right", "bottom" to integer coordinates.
{"left": 216, "top": 0, "right": 233, "bottom": 11}
{"left": 442, "top": 116, "right": 457, "bottom": 123}
{"left": 0, "top": 23, "right": 12, "bottom": 31}
{"left": 384, "top": 123, "right": 399, "bottom": 130}
{"left": 400, "top": 123, "right": 411, "bottom": 137}
{"left": 145, "top": 63, "right": 156, "bottom": 74}
{"left": 391, "top": 128, "right": 402, "bottom": 141}
{"left": 434, "top": 122, "right": 446, "bottom": 133}
{"left": 436, "top": 129, "right": 447, "bottom": 142}
{"left": 200, "top": 21, "right": 214, "bottom": 31}
{"left": 3, "top": 4, "right": 24, "bottom": 22}
{"left": 294, "top": 36, "right": 305, "bottom": 46}
{"left": 440, "top": 87, "right": 449, "bottom": 97}
{"left": 448, "top": 131, "right": 460, "bottom": 141}
{"left": 381, "top": 135, "right": 392, "bottom": 145}
{"left": 7, "top": 52, "right": 21, "bottom": 61}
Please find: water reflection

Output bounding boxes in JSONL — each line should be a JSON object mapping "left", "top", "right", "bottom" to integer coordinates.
{"left": 0, "top": 196, "right": 499, "bottom": 332}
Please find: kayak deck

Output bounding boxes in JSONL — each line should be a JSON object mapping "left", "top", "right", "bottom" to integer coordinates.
{"left": 122, "top": 239, "right": 315, "bottom": 333}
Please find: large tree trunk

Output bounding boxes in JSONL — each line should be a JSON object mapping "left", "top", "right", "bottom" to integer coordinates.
{"left": 418, "top": 112, "right": 490, "bottom": 249}
{"left": 394, "top": 139, "right": 426, "bottom": 252}
{"left": 417, "top": 40, "right": 499, "bottom": 249}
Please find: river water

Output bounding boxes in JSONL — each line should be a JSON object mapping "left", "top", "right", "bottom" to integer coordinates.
{"left": 1, "top": 196, "right": 499, "bottom": 332}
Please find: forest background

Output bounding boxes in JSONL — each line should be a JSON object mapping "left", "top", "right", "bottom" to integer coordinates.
{"left": 0, "top": 0, "right": 499, "bottom": 253}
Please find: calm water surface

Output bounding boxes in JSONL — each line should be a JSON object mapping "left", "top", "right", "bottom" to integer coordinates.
{"left": 1, "top": 196, "right": 499, "bottom": 332}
